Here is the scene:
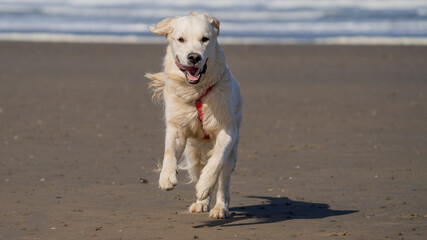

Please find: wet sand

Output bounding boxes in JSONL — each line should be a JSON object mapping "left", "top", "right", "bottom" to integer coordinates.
{"left": 0, "top": 41, "right": 426, "bottom": 240}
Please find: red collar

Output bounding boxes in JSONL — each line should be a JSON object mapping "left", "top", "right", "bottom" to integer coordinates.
{"left": 195, "top": 84, "right": 215, "bottom": 139}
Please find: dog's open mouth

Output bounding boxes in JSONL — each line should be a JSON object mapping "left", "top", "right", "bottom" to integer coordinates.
{"left": 175, "top": 60, "right": 207, "bottom": 84}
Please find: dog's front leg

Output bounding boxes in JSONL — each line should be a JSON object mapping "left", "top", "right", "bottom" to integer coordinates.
{"left": 196, "top": 127, "right": 235, "bottom": 200}
{"left": 159, "top": 125, "right": 186, "bottom": 190}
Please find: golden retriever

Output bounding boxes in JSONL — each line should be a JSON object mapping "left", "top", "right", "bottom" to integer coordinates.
{"left": 145, "top": 12, "right": 242, "bottom": 219}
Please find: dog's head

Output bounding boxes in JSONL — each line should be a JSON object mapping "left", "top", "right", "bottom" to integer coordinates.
{"left": 149, "top": 13, "right": 220, "bottom": 84}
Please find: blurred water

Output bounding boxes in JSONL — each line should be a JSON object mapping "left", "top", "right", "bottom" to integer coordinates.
{"left": 1, "top": 0, "right": 427, "bottom": 44}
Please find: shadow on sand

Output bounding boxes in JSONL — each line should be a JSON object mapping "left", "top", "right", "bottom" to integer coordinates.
{"left": 193, "top": 196, "right": 357, "bottom": 228}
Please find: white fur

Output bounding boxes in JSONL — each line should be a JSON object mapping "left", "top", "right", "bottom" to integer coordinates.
{"left": 145, "top": 13, "right": 242, "bottom": 219}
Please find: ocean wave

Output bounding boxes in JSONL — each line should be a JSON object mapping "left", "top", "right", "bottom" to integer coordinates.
{"left": 4, "top": 0, "right": 427, "bottom": 9}
{"left": 0, "top": 4, "right": 330, "bottom": 21}
{"left": 2, "top": 20, "right": 425, "bottom": 35}
{"left": 222, "top": 21, "right": 427, "bottom": 35}
{"left": 1, "top": 0, "right": 427, "bottom": 44}
{"left": 1, "top": 33, "right": 427, "bottom": 45}
{"left": 1, "top": 4, "right": 425, "bottom": 24}
{"left": 0, "top": 22, "right": 150, "bottom": 33}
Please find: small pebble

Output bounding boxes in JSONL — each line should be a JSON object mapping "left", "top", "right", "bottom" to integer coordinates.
{"left": 139, "top": 178, "right": 149, "bottom": 184}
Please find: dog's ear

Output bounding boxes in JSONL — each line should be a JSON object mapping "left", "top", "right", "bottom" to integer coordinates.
{"left": 207, "top": 15, "right": 220, "bottom": 36}
{"left": 149, "top": 17, "right": 175, "bottom": 37}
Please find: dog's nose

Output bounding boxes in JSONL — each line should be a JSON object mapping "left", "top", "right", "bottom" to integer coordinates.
{"left": 187, "top": 53, "right": 202, "bottom": 65}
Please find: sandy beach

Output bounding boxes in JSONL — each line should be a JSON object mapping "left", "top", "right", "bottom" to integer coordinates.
{"left": 0, "top": 41, "right": 426, "bottom": 240}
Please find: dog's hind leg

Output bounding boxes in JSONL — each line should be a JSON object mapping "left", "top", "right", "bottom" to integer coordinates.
{"left": 209, "top": 144, "right": 237, "bottom": 219}
{"left": 186, "top": 144, "right": 212, "bottom": 213}
{"left": 182, "top": 144, "right": 204, "bottom": 183}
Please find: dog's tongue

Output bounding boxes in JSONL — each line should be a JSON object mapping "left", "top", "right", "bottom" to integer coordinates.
{"left": 175, "top": 61, "right": 201, "bottom": 82}
{"left": 186, "top": 67, "right": 201, "bottom": 82}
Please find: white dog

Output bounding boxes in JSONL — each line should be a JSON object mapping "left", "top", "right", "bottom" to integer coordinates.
{"left": 145, "top": 12, "right": 242, "bottom": 219}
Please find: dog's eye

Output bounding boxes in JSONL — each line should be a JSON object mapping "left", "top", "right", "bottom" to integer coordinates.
{"left": 201, "top": 37, "right": 209, "bottom": 43}
{"left": 178, "top": 37, "right": 185, "bottom": 43}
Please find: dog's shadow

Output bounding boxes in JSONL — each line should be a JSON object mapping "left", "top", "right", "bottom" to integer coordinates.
{"left": 193, "top": 196, "right": 357, "bottom": 228}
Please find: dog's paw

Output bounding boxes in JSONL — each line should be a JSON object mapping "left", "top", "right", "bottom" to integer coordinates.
{"left": 195, "top": 174, "right": 217, "bottom": 200}
{"left": 189, "top": 201, "right": 209, "bottom": 213}
{"left": 158, "top": 168, "right": 177, "bottom": 191}
{"left": 209, "top": 205, "right": 230, "bottom": 219}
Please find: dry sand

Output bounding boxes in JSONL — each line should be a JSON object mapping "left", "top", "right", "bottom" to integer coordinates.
{"left": 0, "top": 42, "right": 426, "bottom": 240}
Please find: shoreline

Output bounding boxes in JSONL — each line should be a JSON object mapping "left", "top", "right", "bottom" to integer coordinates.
{"left": 2, "top": 34, "right": 427, "bottom": 46}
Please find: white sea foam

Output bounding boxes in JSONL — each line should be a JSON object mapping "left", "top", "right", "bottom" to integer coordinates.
{"left": 1, "top": 33, "right": 427, "bottom": 46}
{"left": 315, "top": 36, "right": 427, "bottom": 45}
{"left": 267, "top": 0, "right": 427, "bottom": 10}
{"left": 2, "top": 20, "right": 424, "bottom": 37}
{"left": 0, "top": 22, "right": 150, "bottom": 33}
{"left": 0, "top": 33, "right": 164, "bottom": 44}
{"left": 5, "top": 0, "right": 425, "bottom": 9}
{"left": 23, "top": 7, "right": 327, "bottom": 22}
{"left": 221, "top": 21, "right": 427, "bottom": 35}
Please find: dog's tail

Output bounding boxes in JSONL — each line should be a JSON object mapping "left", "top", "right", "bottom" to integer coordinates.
{"left": 145, "top": 72, "right": 164, "bottom": 104}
